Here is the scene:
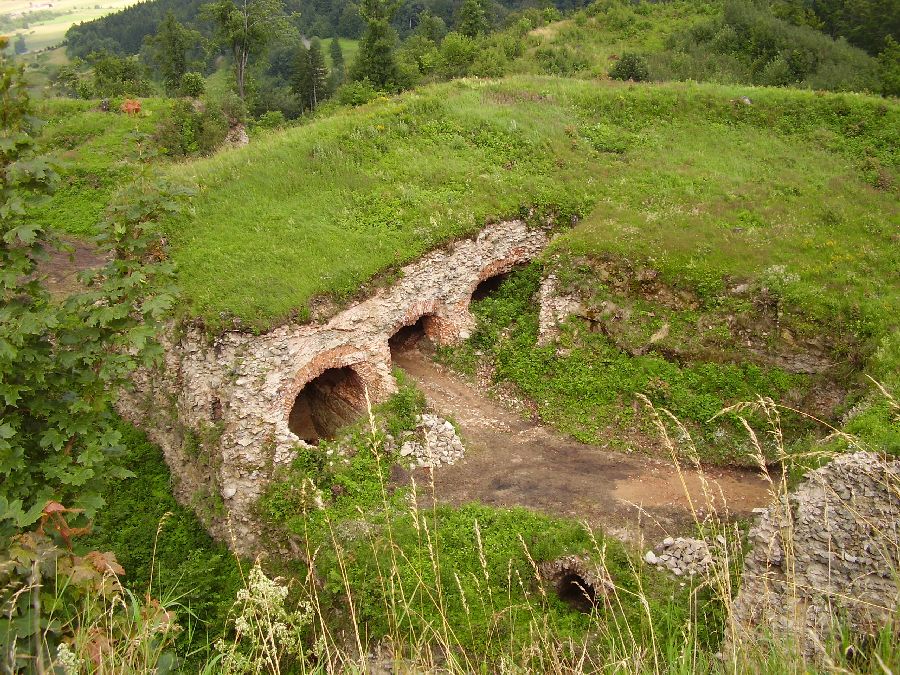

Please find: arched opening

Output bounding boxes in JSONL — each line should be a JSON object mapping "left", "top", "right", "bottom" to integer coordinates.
{"left": 389, "top": 315, "right": 435, "bottom": 357}
{"left": 288, "top": 367, "right": 364, "bottom": 444}
{"left": 556, "top": 572, "right": 597, "bottom": 613}
{"left": 472, "top": 266, "right": 527, "bottom": 304}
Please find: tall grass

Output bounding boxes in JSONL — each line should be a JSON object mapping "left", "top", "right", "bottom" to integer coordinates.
{"left": 186, "top": 391, "right": 899, "bottom": 673}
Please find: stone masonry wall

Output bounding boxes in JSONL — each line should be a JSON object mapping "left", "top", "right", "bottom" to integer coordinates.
{"left": 120, "top": 220, "right": 550, "bottom": 553}
{"left": 729, "top": 452, "right": 900, "bottom": 658}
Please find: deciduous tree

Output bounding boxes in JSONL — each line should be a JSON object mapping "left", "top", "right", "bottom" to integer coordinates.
{"left": 202, "top": 0, "right": 291, "bottom": 99}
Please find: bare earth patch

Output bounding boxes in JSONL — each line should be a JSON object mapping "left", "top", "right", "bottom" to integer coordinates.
{"left": 37, "top": 237, "right": 108, "bottom": 299}
{"left": 395, "top": 348, "right": 770, "bottom": 544}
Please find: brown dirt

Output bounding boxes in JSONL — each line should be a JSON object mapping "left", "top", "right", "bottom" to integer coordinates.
{"left": 36, "top": 237, "right": 109, "bottom": 299}
{"left": 394, "top": 348, "right": 771, "bottom": 545}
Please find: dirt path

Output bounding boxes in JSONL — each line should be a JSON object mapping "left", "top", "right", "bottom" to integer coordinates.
{"left": 37, "top": 237, "right": 109, "bottom": 299}
{"left": 394, "top": 348, "right": 771, "bottom": 544}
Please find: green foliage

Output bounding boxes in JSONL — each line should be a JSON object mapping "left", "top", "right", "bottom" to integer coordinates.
{"left": 662, "top": 0, "right": 881, "bottom": 91}
{"left": 154, "top": 98, "right": 229, "bottom": 157}
{"left": 201, "top": 0, "right": 293, "bottom": 99}
{"left": 0, "top": 48, "right": 182, "bottom": 536}
{"left": 256, "top": 109, "right": 287, "bottom": 128}
{"left": 879, "top": 36, "right": 900, "bottom": 97}
{"left": 87, "top": 50, "right": 153, "bottom": 97}
{"left": 328, "top": 37, "right": 346, "bottom": 90}
{"left": 334, "top": 77, "right": 381, "bottom": 105}
{"left": 382, "top": 369, "right": 427, "bottom": 436}
{"left": 293, "top": 39, "right": 329, "bottom": 111}
{"left": 456, "top": 0, "right": 488, "bottom": 38}
{"left": 609, "top": 52, "right": 650, "bottom": 81}
{"left": 350, "top": 0, "right": 402, "bottom": 90}
{"left": 146, "top": 11, "right": 203, "bottom": 94}
{"left": 441, "top": 264, "right": 804, "bottom": 462}
{"left": 180, "top": 70, "right": 207, "bottom": 97}
{"left": 79, "top": 422, "right": 244, "bottom": 660}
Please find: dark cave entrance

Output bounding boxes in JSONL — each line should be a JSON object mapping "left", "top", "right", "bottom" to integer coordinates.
{"left": 556, "top": 573, "right": 597, "bottom": 613}
{"left": 288, "top": 367, "right": 365, "bottom": 444}
{"left": 389, "top": 315, "right": 434, "bottom": 357}
{"left": 471, "top": 270, "right": 517, "bottom": 303}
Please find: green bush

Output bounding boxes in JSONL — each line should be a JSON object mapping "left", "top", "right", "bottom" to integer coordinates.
{"left": 609, "top": 52, "right": 651, "bottom": 81}
{"left": 256, "top": 109, "right": 287, "bottom": 129}
{"left": 154, "top": 99, "right": 228, "bottom": 157}
{"left": 335, "top": 79, "right": 380, "bottom": 106}
{"left": 180, "top": 71, "right": 206, "bottom": 98}
{"left": 662, "top": 0, "right": 881, "bottom": 92}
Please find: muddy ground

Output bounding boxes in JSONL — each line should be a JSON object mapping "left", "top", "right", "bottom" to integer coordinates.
{"left": 394, "top": 348, "right": 771, "bottom": 545}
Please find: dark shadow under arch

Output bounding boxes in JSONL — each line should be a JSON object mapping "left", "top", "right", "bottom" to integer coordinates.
{"left": 288, "top": 366, "right": 365, "bottom": 444}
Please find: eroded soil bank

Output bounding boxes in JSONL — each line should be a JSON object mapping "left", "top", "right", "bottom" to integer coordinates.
{"left": 394, "top": 347, "right": 770, "bottom": 543}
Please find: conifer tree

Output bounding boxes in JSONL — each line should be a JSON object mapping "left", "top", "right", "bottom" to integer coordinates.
{"left": 292, "top": 40, "right": 328, "bottom": 111}
{"left": 349, "top": 0, "right": 401, "bottom": 89}
{"left": 329, "top": 37, "right": 345, "bottom": 89}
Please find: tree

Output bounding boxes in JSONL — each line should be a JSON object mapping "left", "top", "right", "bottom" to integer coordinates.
{"left": 349, "top": 0, "right": 401, "bottom": 89}
{"left": 416, "top": 11, "right": 447, "bottom": 43}
{"left": 329, "top": 37, "right": 345, "bottom": 88}
{"left": 292, "top": 39, "right": 328, "bottom": 110}
{"left": 202, "top": 0, "right": 290, "bottom": 100}
{"left": 456, "top": 0, "right": 488, "bottom": 38}
{"left": 0, "top": 39, "right": 183, "bottom": 538}
{"left": 878, "top": 36, "right": 900, "bottom": 96}
{"left": 145, "top": 11, "right": 201, "bottom": 94}
{"left": 88, "top": 50, "right": 152, "bottom": 97}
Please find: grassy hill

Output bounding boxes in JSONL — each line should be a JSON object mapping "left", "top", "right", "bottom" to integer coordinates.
{"left": 501, "top": 0, "right": 882, "bottom": 93}
{"left": 166, "top": 76, "right": 898, "bottom": 331}
{"left": 32, "top": 97, "right": 170, "bottom": 236}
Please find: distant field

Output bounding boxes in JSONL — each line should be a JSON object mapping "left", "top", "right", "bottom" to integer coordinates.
{"left": 1, "top": 0, "right": 135, "bottom": 52}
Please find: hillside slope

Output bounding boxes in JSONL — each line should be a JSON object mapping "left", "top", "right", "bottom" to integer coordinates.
{"left": 167, "top": 76, "right": 898, "bottom": 331}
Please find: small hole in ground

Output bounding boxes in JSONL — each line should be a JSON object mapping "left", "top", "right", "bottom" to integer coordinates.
{"left": 557, "top": 573, "right": 596, "bottom": 613}
{"left": 288, "top": 367, "right": 364, "bottom": 444}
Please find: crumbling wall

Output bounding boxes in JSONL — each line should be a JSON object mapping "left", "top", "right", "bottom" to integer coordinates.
{"left": 729, "top": 452, "right": 900, "bottom": 658}
{"left": 120, "top": 220, "right": 550, "bottom": 553}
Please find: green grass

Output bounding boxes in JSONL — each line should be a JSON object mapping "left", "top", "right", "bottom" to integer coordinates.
{"left": 259, "top": 383, "right": 711, "bottom": 665}
{"left": 164, "top": 76, "right": 898, "bottom": 334}
{"left": 32, "top": 97, "right": 170, "bottom": 236}
{"left": 78, "top": 421, "right": 244, "bottom": 663}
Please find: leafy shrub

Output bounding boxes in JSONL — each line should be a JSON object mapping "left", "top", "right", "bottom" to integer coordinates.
{"left": 438, "top": 31, "right": 478, "bottom": 78}
{"left": 256, "top": 109, "right": 287, "bottom": 129}
{"left": 536, "top": 45, "right": 590, "bottom": 76}
{"left": 154, "top": 99, "right": 228, "bottom": 157}
{"left": 662, "top": 0, "right": 881, "bottom": 92}
{"left": 609, "top": 52, "right": 650, "bottom": 81}
{"left": 879, "top": 37, "right": 900, "bottom": 97}
{"left": 180, "top": 71, "right": 206, "bottom": 98}
{"left": 335, "top": 79, "right": 380, "bottom": 106}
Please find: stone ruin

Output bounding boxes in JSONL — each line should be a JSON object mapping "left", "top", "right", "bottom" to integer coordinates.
{"left": 538, "top": 555, "right": 615, "bottom": 613}
{"left": 121, "top": 220, "right": 551, "bottom": 553}
{"left": 384, "top": 414, "right": 466, "bottom": 469}
{"left": 729, "top": 452, "right": 900, "bottom": 657}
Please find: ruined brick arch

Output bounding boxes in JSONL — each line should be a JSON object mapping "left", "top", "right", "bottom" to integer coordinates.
{"left": 388, "top": 301, "right": 462, "bottom": 348}
{"left": 465, "top": 248, "right": 531, "bottom": 307}
{"left": 283, "top": 346, "right": 388, "bottom": 444}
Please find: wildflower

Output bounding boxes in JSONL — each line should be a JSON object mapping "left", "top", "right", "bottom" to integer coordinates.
{"left": 55, "top": 643, "right": 81, "bottom": 675}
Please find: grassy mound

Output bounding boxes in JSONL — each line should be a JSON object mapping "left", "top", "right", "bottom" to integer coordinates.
{"left": 166, "top": 76, "right": 897, "bottom": 334}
